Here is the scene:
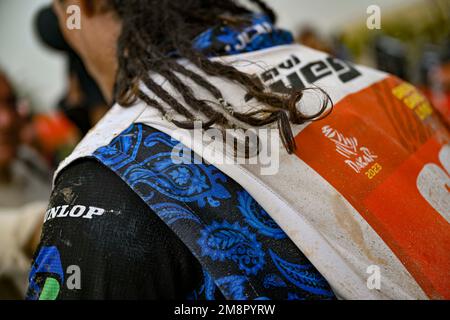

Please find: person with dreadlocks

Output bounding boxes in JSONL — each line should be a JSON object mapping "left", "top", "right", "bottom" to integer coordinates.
{"left": 27, "top": 0, "right": 449, "bottom": 300}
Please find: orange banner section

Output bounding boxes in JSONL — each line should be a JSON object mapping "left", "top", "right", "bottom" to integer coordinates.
{"left": 295, "top": 76, "right": 450, "bottom": 299}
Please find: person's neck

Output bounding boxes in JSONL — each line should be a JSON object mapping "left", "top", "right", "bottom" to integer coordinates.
{"left": 0, "top": 166, "right": 12, "bottom": 185}
{"left": 93, "top": 56, "right": 117, "bottom": 104}
{"left": 86, "top": 17, "right": 121, "bottom": 104}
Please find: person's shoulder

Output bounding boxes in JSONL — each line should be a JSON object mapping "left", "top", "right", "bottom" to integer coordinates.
{"left": 38, "top": 158, "right": 203, "bottom": 299}
{"left": 46, "top": 158, "right": 149, "bottom": 249}
{"left": 48, "top": 157, "right": 157, "bottom": 235}
{"left": 54, "top": 158, "right": 125, "bottom": 196}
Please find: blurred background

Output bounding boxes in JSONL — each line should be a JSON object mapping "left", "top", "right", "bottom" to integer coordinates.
{"left": 0, "top": 0, "right": 448, "bottom": 299}
{"left": 1, "top": 0, "right": 449, "bottom": 115}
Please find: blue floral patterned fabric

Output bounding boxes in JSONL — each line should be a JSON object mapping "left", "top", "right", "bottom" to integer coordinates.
{"left": 91, "top": 124, "right": 335, "bottom": 300}
{"left": 193, "top": 14, "right": 294, "bottom": 57}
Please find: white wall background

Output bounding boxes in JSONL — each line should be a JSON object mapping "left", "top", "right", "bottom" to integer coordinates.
{"left": 0, "top": 0, "right": 421, "bottom": 112}
{"left": 0, "top": 0, "right": 65, "bottom": 112}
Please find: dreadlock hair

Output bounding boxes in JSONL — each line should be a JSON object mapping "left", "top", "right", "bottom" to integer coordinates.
{"left": 106, "top": 0, "right": 332, "bottom": 154}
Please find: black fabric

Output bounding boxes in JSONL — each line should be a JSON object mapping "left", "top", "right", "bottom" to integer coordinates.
{"left": 34, "top": 159, "right": 206, "bottom": 299}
